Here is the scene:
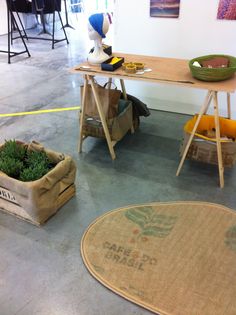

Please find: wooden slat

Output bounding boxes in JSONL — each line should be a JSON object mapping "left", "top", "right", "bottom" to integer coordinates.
{"left": 227, "top": 92, "right": 231, "bottom": 119}
{"left": 0, "top": 184, "right": 76, "bottom": 226}
{"left": 213, "top": 92, "right": 224, "bottom": 188}
{"left": 176, "top": 91, "right": 213, "bottom": 176}
{"left": 78, "top": 75, "right": 89, "bottom": 153}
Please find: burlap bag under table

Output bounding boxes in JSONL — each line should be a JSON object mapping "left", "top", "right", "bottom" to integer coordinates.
{"left": 83, "top": 100, "right": 133, "bottom": 141}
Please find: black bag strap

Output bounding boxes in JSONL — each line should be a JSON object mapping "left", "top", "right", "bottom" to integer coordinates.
{"left": 103, "top": 82, "right": 118, "bottom": 90}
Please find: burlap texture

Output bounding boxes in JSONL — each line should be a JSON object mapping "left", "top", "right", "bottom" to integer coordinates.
{"left": 82, "top": 101, "right": 133, "bottom": 141}
{"left": 180, "top": 132, "right": 236, "bottom": 167}
{"left": 81, "top": 83, "right": 121, "bottom": 120}
{"left": 0, "top": 141, "right": 76, "bottom": 224}
{"left": 81, "top": 202, "right": 236, "bottom": 315}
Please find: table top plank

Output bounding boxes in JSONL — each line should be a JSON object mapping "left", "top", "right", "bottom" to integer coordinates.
{"left": 71, "top": 53, "right": 236, "bottom": 93}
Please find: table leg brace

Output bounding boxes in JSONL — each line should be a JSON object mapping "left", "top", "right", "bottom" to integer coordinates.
{"left": 90, "top": 76, "right": 116, "bottom": 160}
{"left": 176, "top": 90, "right": 213, "bottom": 177}
{"left": 78, "top": 75, "right": 88, "bottom": 153}
{"left": 213, "top": 91, "right": 224, "bottom": 188}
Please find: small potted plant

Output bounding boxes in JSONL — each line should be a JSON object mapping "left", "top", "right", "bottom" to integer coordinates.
{"left": 0, "top": 140, "right": 76, "bottom": 225}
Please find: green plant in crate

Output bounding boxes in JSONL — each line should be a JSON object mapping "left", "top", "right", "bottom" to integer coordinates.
{"left": 0, "top": 139, "right": 26, "bottom": 161}
{"left": 0, "top": 140, "right": 56, "bottom": 182}
{"left": 0, "top": 158, "right": 24, "bottom": 178}
{"left": 20, "top": 150, "right": 53, "bottom": 181}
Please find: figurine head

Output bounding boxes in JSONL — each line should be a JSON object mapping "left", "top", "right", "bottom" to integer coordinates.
{"left": 88, "top": 13, "right": 109, "bottom": 41}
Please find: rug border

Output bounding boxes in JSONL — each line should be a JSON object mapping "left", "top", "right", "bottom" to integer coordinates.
{"left": 80, "top": 201, "right": 236, "bottom": 315}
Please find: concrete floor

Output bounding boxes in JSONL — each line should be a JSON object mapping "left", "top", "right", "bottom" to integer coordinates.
{"left": 0, "top": 18, "right": 236, "bottom": 315}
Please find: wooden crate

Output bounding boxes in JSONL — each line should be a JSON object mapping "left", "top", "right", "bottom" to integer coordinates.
{"left": 0, "top": 141, "right": 76, "bottom": 225}
{"left": 0, "top": 184, "right": 76, "bottom": 226}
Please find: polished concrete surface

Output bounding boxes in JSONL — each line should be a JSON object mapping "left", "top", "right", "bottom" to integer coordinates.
{"left": 0, "top": 17, "right": 236, "bottom": 315}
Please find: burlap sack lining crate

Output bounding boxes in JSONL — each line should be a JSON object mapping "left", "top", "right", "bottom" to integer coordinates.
{"left": 180, "top": 115, "right": 236, "bottom": 167}
{"left": 81, "top": 83, "right": 133, "bottom": 141}
{"left": 0, "top": 141, "right": 76, "bottom": 226}
{"left": 83, "top": 100, "right": 133, "bottom": 141}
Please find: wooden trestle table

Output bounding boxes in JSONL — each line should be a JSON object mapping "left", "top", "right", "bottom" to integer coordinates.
{"left": 71, "top": 53, "right": 236, "bottom": 188}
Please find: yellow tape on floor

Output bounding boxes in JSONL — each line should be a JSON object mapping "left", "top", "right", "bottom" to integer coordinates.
{"left": 0, "top": 106, "right": 81, "bottom": 117}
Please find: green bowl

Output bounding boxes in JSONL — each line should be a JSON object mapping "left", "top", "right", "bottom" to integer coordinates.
{"left": 189, "top": 54, "right": 236, "bottom": 82}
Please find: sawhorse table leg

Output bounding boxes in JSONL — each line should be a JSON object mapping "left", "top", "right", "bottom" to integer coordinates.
{"left": 78, "top": 75, "right": 116, "bottom": 160}
{"left": 213, "top": 91, "right": 224, "bottom": 188}
{"left": 78, "top": 75, "right": 88, "bottom": 153}
{"left": 120, "top": 78, "right": 134, "bottom": 134}
{"left": 90, "top": 76, "right": 116, "bottom": 160}
{"left": 176, "top": 90, "right": 225, "bottom": 188}
{"left": 227, "top": 92, "right": 231, "bottom": 119}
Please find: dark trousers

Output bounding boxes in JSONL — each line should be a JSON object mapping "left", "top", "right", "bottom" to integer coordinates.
{"left": 9, "top": 0, "right": 32, "bottom": 13}
{"left": 32, "top": 0, "right": 61, "bottom": 13}
{"left": 8, "top": 0, "right": 61, "bottom": 14}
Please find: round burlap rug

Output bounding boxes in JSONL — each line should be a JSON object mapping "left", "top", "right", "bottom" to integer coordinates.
{"left": 81, "top": 202, "right": 236, "bottom": 315}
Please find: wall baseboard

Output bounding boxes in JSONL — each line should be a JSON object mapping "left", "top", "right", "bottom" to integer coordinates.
{"left": 141, "top": 96, "right": 235, "bottom": 118}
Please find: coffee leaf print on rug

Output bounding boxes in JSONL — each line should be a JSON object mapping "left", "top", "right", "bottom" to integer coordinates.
{"left": 125, "top": 206, "right": 178, "bottom": 241}
{"left": 225, "top": 225, "right": 236, "bottom": 252}
{"left": 81, "top": 202, "right": 236, "bottom": 315}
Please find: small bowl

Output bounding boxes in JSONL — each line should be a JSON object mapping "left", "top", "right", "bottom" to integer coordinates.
{"left": 125, "top": 64, "right": 137, "bottom": 73}
{"left": 133, "top": 62, "right": 144, "bottom": 70}
{"left": 122, "top": 62, "right": 130, "bottom": 70}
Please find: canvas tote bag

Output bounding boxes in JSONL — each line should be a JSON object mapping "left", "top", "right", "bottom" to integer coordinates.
{"left": 81, "top": 83, "right": 121, "bottom": 120}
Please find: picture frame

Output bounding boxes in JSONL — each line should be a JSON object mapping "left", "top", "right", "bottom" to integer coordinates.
{"left": 150, "top": 0, "right": 180, "bottom": 18}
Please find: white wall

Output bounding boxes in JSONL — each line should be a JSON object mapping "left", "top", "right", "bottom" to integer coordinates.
{"left": 0, "top": 4, "right": 36, "bottom": 36}
{"left": 83, "top": 0, "right": 114, "bottom": 15}
{"left": 0, "top": 2, "right": 8, "bottom": 35}
{"left": 113, "top": 0, "right": 236, "bottom": 117}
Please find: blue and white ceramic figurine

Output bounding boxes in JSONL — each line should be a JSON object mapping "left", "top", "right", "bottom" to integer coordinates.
{"left": 87, "top": 13, "right": 110, "bottom": 65}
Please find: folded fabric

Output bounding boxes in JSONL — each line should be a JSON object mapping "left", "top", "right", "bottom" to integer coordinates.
{"left": 192, "top": 61, "right": 201, "bottom": 67}
{"left": 201, "top": 57, "right": 229, "bottom": 68}
{"left": 121, "top": 93, "right": 150, "bottom": 117}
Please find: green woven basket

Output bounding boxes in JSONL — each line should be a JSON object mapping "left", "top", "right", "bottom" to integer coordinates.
{"left": 189, "top": 54, "right": 236, "bottom": 82}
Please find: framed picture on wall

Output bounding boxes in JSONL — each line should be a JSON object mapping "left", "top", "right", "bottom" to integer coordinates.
{"left": 150, "top": 0, "right": 180, "bottom": 18}
{"left": 217, "top": 0, "right": 236, "bottom": 20}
